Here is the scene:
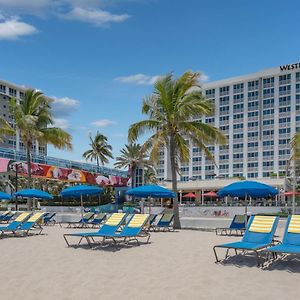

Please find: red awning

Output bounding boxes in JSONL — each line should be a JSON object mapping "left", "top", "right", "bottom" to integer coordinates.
{"left": 202, "top": 191, "right": 217, "bottom": 197}
{"left": 284, "top": 191, "right": 300, "bottom": 196}
{"left": 182, "top": 192, "right": 196, "bottom": 198}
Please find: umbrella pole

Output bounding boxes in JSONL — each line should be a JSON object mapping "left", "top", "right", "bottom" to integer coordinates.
{"left": 245, "top": 194, "right": 248, "bottom": 225}
{"left": 80, "top": 194, "right": 84, "bottom": 219}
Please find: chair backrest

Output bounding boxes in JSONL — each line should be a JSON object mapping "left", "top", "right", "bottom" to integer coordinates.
{"left": 0, "top": 211, "right": 10, "bottom": 218}
{"left": 229, "top": 214, "right": 249, "bottom": 229}
{"left": 26, "top": 212, "right": 45, "bottom": 224}
{"left": 282, "top": 215, "right": 300, "bottom": 246}
{"left": 94, "top": 213, "right": 106, "bottom": 221}
{"left": 82, "top": 212, "right": 94, "bottom": 222}
{"left": 44, "top": 212, "right": 56, "bottom": 220}
{"left": 242, "top": 215, "right": 279, "bottom": 244}
{"left": 98, "top": 213, "right": 126, "bottom": 235}
{"left": 120, "top": 214, "right": 149, "bottom": 236}
{"left": 157, "top": 213, "right": 174, "bottom": 225}
{"left": 149, "top": 214, "right": 157, "bottom": 225}
{"left": 6, "top": 212, "right": 31, "bottom": 230}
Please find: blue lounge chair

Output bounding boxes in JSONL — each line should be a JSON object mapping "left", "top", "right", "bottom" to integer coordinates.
{"left": 64, "top": 212, "right": 95, "bottom": 228}
{"left": 13, "top": 212, "right": 45, "bottom": 236}
{"left": 88, "top": 213, "right": 106, "bottom": 227}
{"left": 103, "top": 214, "right": 150, "bottom": 246}
{"left": 154, "top": 213, "right": 174, "bottom": 232}
{"left": 215, "top": 215, "right": 250, "bottom": 236}
{"left": 0, "top": 212, "right": 31, "bottom": 237}
{"left": 43, "top": 212, "right": 56, "bottom": 225}
{"left": 1, "top": 211, "right": 15, "bottom": 223}
{"left": 264, "top": 215, "right": 300, "bottom": 261}
{"left": 213, "top": 215, "right": 279, "bottom": 266}
{"left": 0, "top": 211, "right": 10, "bottom": 221}
{"left": 63, "top": 213, "right": 127, "bottom": 247}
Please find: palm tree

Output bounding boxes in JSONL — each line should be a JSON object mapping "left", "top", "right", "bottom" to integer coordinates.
{"left": 114, "top": 143, "right": 153, "bottom": 188}
{"left": 144, "top": 167, "right": 158, "bottom": 184}
{"left": 128, "top": 72, "right": 226, "bottom": 229}
{"left": 9, "top": 89, "right": 72, "bottom": 189}
{"left": 82, "top": 131, "right": 113, "bottom": 166}
{"left": 0, "top": 117, "right": 14, "bottom": 142}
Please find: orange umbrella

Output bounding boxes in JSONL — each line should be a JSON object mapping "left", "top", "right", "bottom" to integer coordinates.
{"left": 203, "top": 191, "right": 217, "bottom": 197}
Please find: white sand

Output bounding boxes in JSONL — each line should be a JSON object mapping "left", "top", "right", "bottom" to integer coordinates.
{"left": 0, "top": 226, "right": 299, "bottom": 300}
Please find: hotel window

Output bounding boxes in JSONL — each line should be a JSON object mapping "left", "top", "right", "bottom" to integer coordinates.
{"left": 233, "top": 83, "right": 244, "bottom": 93}
{"left": 248, "top": 80, "right": 259, "bottom": 89}
{"left": 219, "top": 145, "right": 229, "bottom": 151}
{"left": 233, "top": 123, "right": 243, "bottom": 129}
{"left": 219, "top": 116, "right": 229, "bottom": 121}
{"left": 220, "top": 125, "right": 229, "bottom": 131}
{"left": 279, "top": 117, "right": 291, "bottom": 123}
{"left": 192, "top": 166, "right": 201, "bottom": 172}
{"left": 233, "top": 163, "right": 243, "bottom": 169}
{"left": 220, "top": 96, "right": 229, "bottom": 105}
{"left": 263, "top": 130, "right": 274, "bottom": 136}
{"left": 248, "top": 121, "right": 258, "bottom": 127}
{"left": 263, "top": 151, "right": 274, "bottom": 156}
{"left": 180, "top": 176, "right": 189, "bottom": 182}
{"left": 233, "top": 153, "right": 243, "bottom": 159}
{"left": 219, "top": 86, "right": 230, "bottom": 95}
{"left": 279, "top": 160, "right": 287, "bottom": 166}
{"left": 248, "top": 142, "right": 258, "bottom": 148}
{"left": 279, "top": 96, "right": 291, "bottom": 106}
{"left": 248, "top": 132, "right": 258, "bottom": 137}
{"left": 248, "top": 91, "right": 259, "bottom": 100}
{"left": 219, "top": 164, "right": 229, "bottom": 170}
{"left": 279, "top": 149, "right": 290, "bottom": 155}
{"left": 263, "top": 140, "right": 274, "bottom": 146}
{"left": 233, "top": 133, "right": 243, "bottom": 139}
{"left": 263, "top": 98, "right": 274, "bottom": 108}
{"left": 205, "top": 89, "right": 215, "bottom": 97}
{"left": 219, "top": 154, "right": 229, "bottom": 160}
{"left": 279, "top": 139, "right": 290, "bottom": 145}
{"left": 205, "top": 165, "right": 214, "bottom": 171}
{"left": 263, "top": 119, "right": 274, "bottom": 126}
{"left": 296, "top": 83, "right": 300, "bottom": 93}
{"left": 233, "top": 143, "right": 243, "bottom": 149}
{"left": 248, "top": 152, "right": 258, "bottom": 158}
{"left": 296, "top": 72, "right": 300, "bottom": 82}
{"left": 192, "top": 147, "right": 200, "bottom": 153}
{"left": 263, "top": 109, "right": 274, "bottom": 115}
{"left": 205, "top": 117, "right": 214, "bottom": 124}
{"left": 279, "top": 74, "right": 291, "bottom": 84}
{"left": 263, "top": 161, "right": 274, "bottom": 167}
{"left": 9, "top": 88, "right": 17, "bottom": 97}
{"left": 19, "top": 91, "right": 24, "bottom": 99}
{"left": 263, "top": 77, "right": 274, "bottom": 88}
{"left": 0, "top": 85, "right": 6, "bottom": 93}
{"left": 233, "top": 113, "right": 243, "bottom": 119}
{"left": 233, "top": 93, "right": 244, "bottom": 103}
{"left": 296, "top": 116, "right": 300, "bottom": 122}
{"left": 219, "top": 106, "right": 229, "bottom": 113}
{"left": 279, "top": 107, "right": 291, "bottom": 113}
{"left": 248, "top": 111, "right": 259, "bottom": 117}
{"left": 248, "top": 162, "right": 258, "bottom": 167}
{"left": 279, "top": 85, "right": 291, "bottom": 95}
{"left": 192, "top": 157, "right": 201, "bottom": 162}
{"left": 248, "top": 173, "right": 258, "bottom": 178}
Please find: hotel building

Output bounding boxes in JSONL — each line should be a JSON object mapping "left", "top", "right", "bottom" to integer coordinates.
{"left": 0, "top": 79, "right": 47, "bottom": 156}
{"left": 157, "top": 62, "right": 300, "bottom": 183}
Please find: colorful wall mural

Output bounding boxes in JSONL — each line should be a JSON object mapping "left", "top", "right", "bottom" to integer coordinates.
{"left": 0, "top": 158, "right": 130, "bottom": 187}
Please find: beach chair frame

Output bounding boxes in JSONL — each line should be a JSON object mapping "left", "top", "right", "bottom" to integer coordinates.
{"left": 154, "top": 214, "right": 174, "bottom": 232}
{"left": 215, "top": 215, "right": 249, "bottom": 236}
{"left": 213, "top": 215, "right": 279, "bottom": 267}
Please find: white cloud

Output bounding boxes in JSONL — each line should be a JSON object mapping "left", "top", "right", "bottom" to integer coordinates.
{"left": 61, "top": 7, "right": 130, "bottom": 26}
{"left": 51, "top": 97, "right": 80, "bottom": 117}
{"left": 115, "top": 73, "right": 162, "bottom": 85}
{"left": 200, "top": 72, "right": 209, "bottom": 83}
{"left": 0, "top": 17, "right": 37, "bottom": 40}
{"left": 91, "top": 119, "right": 117, "bottom": 128}
{"left": 52, "top": 118, "right": 70, "bottom": 129}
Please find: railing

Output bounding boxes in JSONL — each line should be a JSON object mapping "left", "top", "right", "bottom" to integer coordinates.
{"left": 0, "top": 147, "right": 128, "bottom": 177}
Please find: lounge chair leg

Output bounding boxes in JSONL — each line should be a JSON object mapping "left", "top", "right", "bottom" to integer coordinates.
{"left": 78, "top": 237, "right": 83, "bottom": 245}
{"left": 255, "top": 251, "right": 260, "bottom": 267}
{"left": 213, "top": 246, "right": 220, "bottom": 262}
{"left": 63, "top": 235, "right": 70, "bottom": 247}
{"left": 146, "top": 233, "right": 151, "bottom": 243}
{"left": 234, "top": 249, "right": 238, "bottom": 255}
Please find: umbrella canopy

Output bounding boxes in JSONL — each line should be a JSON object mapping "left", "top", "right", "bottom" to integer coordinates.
{"left": 125, "top": 185, "right": 176, "bottom": 198}
{"left": 217, "top": 181, "right": 278, "bottom": 198}
{"left": 203, "top": 191, "right": 217, "bottom": 197}
{"left": 0, "top": 191, "right": 11, "bottom": 200}
{"left": 14, "top": 189, "right": 53, "bottom": 200}
{"left": 60, "top": 185, "right": 103, "bottom": 197}
{"left": 284, "top": 191, "right": 300, "bottom": 196}
{"left": 182, "top": 192, "right": 196, "bottom": 199}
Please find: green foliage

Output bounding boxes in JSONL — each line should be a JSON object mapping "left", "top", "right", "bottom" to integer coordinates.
{"left": 83, "top": 131, "right": 113, "bottom": 166}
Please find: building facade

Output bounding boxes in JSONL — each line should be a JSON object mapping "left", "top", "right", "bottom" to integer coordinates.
{"left": 0, "top": 79, "right": 48, "bottom": 156}
{"left": 157, "top": 62, "right": 300, "bottom": 182}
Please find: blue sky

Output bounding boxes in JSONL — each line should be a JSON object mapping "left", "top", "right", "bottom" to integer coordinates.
{"left": 1, "top": 0, "right": 300, "bottom": 167}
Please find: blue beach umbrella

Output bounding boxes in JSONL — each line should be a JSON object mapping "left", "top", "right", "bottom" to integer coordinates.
{"left": 14, "top": 189, "right": 53, "bottom": 200}
{"left": 125, "top": 185, "right": 176, "bottom": 198}
{"left": 217, "top": 181, "right": 278, "bottom": 217}
{"left": 126, "top": 185, "right": 175, "bottom": 214}
{"left": 0, "top": 191, "right": 11, "bottom": 200}
{"left": 60, "top": 185, "right": 103, "bottom": 217}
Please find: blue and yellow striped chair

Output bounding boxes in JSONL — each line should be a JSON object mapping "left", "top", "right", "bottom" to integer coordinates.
{"left": 14, "top": 212, "right": 45, "bottom": 236}
{"left": 0, "top": 212, "right": 31, "bottom": 237}
{"left": 213, "top": 215, "right": 279, "bottom": 266}
{"left": 103, "top": 214, "right": 150, "bottom": 245}
{"left": 264, "top": 215, "right": 300, "bottom": 259}
{"left": 63, "top": 213, "right": 127, "bottom": 247}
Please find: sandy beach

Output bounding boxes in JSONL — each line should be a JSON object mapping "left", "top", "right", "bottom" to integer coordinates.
{"left": 0, "top": 225, "right": 299, "bottom": 300}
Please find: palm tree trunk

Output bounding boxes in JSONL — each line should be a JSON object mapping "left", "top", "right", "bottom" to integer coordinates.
{"left": 131, "top": 166, "right": 136, "bottom": 188}
{"left": 169, "top": 135, "right": 181, "bottom": 229}
{"left": 26, "top": 142, "right": 33, "bottom": 210}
